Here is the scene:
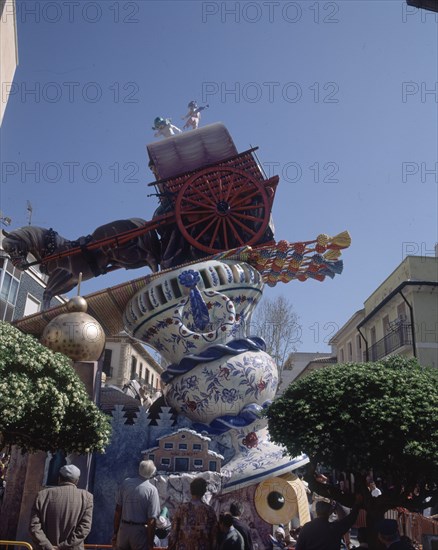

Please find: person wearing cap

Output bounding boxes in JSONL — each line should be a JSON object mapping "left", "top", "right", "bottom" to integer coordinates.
{"left": 29, "top": 464, "right": 93, "bottom": 550}
{"left": 377, "top": 519, "right": 415, "bottom": 549}
{"left": 295, "top": 494, "right": 363, "bottom": 550}
{"left": 112, "top": 460, "right": 160, "bottom": 550}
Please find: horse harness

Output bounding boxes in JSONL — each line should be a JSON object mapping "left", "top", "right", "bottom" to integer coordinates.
{"left": 41, "top": 228, "right": 106, "bottom": 277}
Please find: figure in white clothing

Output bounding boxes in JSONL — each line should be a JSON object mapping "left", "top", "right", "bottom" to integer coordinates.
{"left": 152, "top": 117, "right": 182, "bottom": 138}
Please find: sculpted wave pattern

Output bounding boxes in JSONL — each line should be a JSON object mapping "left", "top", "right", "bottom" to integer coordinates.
{"left": 192, "top": 401, "right": 272, "bottom": 435}
{"left": 161, "top": 337, "right": 266, "bottom": 384}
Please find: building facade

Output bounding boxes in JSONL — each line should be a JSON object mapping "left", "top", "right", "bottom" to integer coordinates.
{"left": 331, "top": 255, "right": 438, "bottom": 369}
{"left": 142, "top": 428, "right": 223, "bottom": 473}
{"left": 0, "top": 0, "right": 18, "bottom": 125}
{"left": 0, "top": 242, "right": 65, "bottom": 321}
{"left": 102, "top": 334, "right": 163, "bottom": 392}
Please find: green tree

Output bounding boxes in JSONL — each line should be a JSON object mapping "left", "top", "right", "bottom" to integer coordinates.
{"left": 266, "top": 356, "right": 438, "bottom": 522}
{"left": 0, "top": 322, "right": 111, "bottom": 454}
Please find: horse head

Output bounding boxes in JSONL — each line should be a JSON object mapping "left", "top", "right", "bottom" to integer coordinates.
{"left": 2, "top": 228, "right": 34, "bottom": 269}
{"left": 1, "top": 226, "right": 54, "bottom": 270}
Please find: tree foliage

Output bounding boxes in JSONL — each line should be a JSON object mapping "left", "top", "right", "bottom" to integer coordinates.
{"left": 0, "top": 322, "right": 111, "bottom": 454}
{"left": 252, "top": 295, "right": 300, "bottom": 373}
{"left": 266, "top": 356, "right": 438, "bottom": 512}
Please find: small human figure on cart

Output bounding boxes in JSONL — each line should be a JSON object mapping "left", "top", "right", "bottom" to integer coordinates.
{"left": 181, "top": 100, "right": 209, "bottom": 130}
{"left": 152, "top": 117, "right": 182, "bottom": 138}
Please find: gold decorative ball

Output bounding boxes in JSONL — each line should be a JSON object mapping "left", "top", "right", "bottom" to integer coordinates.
{"left": 41, "top": 310, "right": 105, "bottom": 362}
{"left": 66, "top": 296, "right": 88, "bottom": 313}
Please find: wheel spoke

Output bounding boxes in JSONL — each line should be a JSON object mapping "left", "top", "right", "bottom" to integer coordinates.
{"left": 181, "top": 195, "right": 215, "bottom": 209}
{"left": 187, "top": 185, "right": 217, "bottom": 207}
{"left": 184, "top": 213, "right": 215, "bottom": 230}
{"left": 229, "top": 211, "right": 264, "bottom": 223}
{"left": 225, "top": 217, "right": 245, "bottom": 245}
{"left": 189, "top": 215, "right": 217, "bottom": 240}
{"left": 209, "top": 218, "right": 222, "bottom": 248}
{"left": 231, "top": 204, "right": 266, "bottom": 213}
{"left": 179, "top": 208, "right": 217, "bottom": 216}
{"left": 223, "top": 173, "right": 236, "bottom": 202}
{"left": 229, "top": 214, "right": 257, "bottom": 236}
{"left": 204, "top": 177, "right": 220, "bottom": 202}
{"left": 228, "top": 189, "right": 262, "bottom": 207}
{"left": 222, "top": 219, "right": 229, "bottom": 250}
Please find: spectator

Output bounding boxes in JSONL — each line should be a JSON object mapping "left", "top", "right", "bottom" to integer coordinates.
{"left": 218, "top": 512, "right": 244, "bottom": 550}
{"left": 112, "top": 459, "right": 160, "bottom": 550}
{"left": 29, "top": 464, "right": 93, "bottom": 550}
{"left": 377, "top": 519, "right": 415, "bottom": 549}
{"left": 295, "top": 495, "right": 363, "bottom": 550}
{"left": 229, "top": 501, "right": 254, "bottom": 550}
{"left": 167, "top": 476, "right": 218, "bottom": 550}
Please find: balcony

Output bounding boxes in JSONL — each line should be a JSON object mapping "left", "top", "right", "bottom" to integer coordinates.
{"left": 368, "top": 323, "right": 412, "bottom": 361}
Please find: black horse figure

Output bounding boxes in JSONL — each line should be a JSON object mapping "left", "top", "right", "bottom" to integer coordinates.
{"left": 2, "top": 218, "right": 161, "bottom": 310}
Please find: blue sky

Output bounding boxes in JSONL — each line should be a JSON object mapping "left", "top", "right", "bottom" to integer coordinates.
{"left": 1, "top": 0, "right": 437, "bottom": 352}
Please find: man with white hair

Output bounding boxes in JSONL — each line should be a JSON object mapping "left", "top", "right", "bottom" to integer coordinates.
{"left": 112, "top": 460, "right": 160, "bottom": 550}
{"left": 29, "top": 464, "right": 93, "bottom": 550}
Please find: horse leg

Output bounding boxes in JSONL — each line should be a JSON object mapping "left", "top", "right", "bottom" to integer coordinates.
{"left": 43, "top": 269, "right": 78, "bottom": 310}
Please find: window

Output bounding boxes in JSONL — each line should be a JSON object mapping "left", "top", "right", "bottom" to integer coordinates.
{"left": 161, "top": 458, "right": 170, "bottom": 466}
{"left": 24, "top": 294, "right": 40, "bottom": 316}
{"left": 44, "top": 451, "right": 66, "bottom": 486}
{"left": 397, "top": 302, "right": 407, "bottom": 321}
{"left": 355, "top": 335, "right": 362, "bottom": 361}
{"left": 347, "top": 342, "right": 352, "bottom": 361}
{"left": 193, "top": 444, "right": 202, "bottom": 451}
{"left": 178, "top": 443, "right": 187, "bottom": 450}
{"left": 382, "top": 315, "right": 390, "bottom": 335}
{"left": 164, "top": 442, "right": 173, "bottom": 449}
{"left": 194, "top": 459, "right": 203, "bottom": 467}
{"left": 175, "top": 458, "right": 189, "bottom": 472}
{"left": 339, "top": 348, "right": 344, "bottom": 362}
{"left": 102, "top": 349, "right": 113, "bottom": 377}
{"left": 0, "top": 272, "right": 19, "bottom": 305}
{"left": 145, "top": 369, "right": 150, "bottom": 384}
{"left": 209, "top": 461, "right": 217, "bottom": 471}
{"left": 130, "top": 356, "right": 137, "bottom": 379}
{"left": 148, "top": 454, "right": 154, "bottom": 462}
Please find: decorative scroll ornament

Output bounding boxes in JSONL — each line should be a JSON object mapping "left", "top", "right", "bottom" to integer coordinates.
{"left": 178, "top": 269, "right": 210, "bottom": 330}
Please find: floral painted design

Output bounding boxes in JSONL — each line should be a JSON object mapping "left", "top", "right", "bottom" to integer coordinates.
{"left": 178, "top": 269, "right": 201, "bottom": 288}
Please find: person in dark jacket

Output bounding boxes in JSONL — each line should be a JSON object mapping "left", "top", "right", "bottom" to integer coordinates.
{"left": 229, "top": 502, "right": 254, "bottom": 550}
{"left": 377, "top": 519, "right": 415, "bottom": 550}
{"left": 219, "top": 513, "right": 244, "bottom": 550}
{"left": 30, "top": 464, "right": 93, "bottom": 550}
{"left": 295, "top": 495, "right": 363, "bottom": 550}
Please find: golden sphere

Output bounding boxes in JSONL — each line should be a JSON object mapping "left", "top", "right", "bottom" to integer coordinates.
{"left": 41, "top": 311, "right": 105, "bottom": 362}
{"left": 66, "top": 296, "right": 88, "bottom": 313}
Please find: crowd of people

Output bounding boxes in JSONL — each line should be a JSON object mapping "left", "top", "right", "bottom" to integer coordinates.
{"left": 27, "top": 461, "right": 421, "bottom": 550}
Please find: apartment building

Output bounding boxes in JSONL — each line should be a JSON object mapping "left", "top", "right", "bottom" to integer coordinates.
{"left": 331, "top": 255, "right": 438, "bottom": 369}
{"left": 102, "top": 334, "right": 163, "bottom": 392}
{"left": 0, "top": 0, "right": 18, "bottom": 125}
{"left": 0, "top": 238, "right": 65, "bottom": 321}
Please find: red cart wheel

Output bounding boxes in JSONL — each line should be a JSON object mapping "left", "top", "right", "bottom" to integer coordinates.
{"left": 175, "top": 167, "right": 271, "bottom": 254}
